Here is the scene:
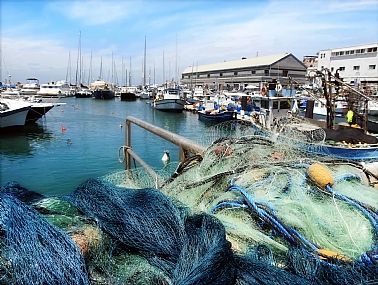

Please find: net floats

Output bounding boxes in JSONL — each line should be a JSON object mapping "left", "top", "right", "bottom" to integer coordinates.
{"left": 307, "top": 163, "right": 334, "bottom": 187}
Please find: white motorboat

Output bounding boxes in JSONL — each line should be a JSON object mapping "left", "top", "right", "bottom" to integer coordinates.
{"left": 152, "top": 88, "right": 185, "bottom": 112}
{"left": 0, "top": 99, "right": 31, "bottom": 130}
{"left": 20, "top": 77, "right": 40, "bottom": 95}
{"left": 368, "top": 99, "right": 378, "bottom": 116}
{"left": 37, "top": 80, "right": 71, "bottom": 98}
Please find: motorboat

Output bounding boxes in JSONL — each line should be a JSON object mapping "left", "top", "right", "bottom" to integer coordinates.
{"left": 139, "top": 89, "right": 150, "bottom": 100}
{"left": 37, "top": 80, "right": 71, "bottom": 98}
{"left": 20, "top": 78, "right": 40, "bottom": 95}
{"left": 75, "top": 88, "right": 93, "bottom": 98}
{"left": 368, "top": 99, "right": 378, "bottom": 116}
{"left": 1, "top": 95, "right": 64, "bottom": 123}
{"left": 0, "top": 99, "right": 31, "bottom": 130}
{"left": 152, "top": 88, "right": 185, "bottom": 112}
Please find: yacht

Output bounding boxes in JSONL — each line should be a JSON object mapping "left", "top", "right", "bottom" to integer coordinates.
{"left": 0, "top": 98, "right": 31, "bottom": 130}
{"left": 37, "top": 80, "right": 71, "bottom": 98}
{"left": 20, "top": 78, "right": 40, "bottom": 95}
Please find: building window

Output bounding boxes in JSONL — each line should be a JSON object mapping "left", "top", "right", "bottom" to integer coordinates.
{"left": 251, "top": 70, "right": 256, "bottom": 75}
{"left": 339, "top": 67, "right": 345, "bottom": 71}
{"left": 367, "top": 47, "right": 378, "bottom": 52}
{"left": 369, "top": 65, "right": 376, "bottom": 70}
{"left": 345, "top": 51, "right": 350, "bottom": 55}
{"left": 282, "top": 70, "right": 288, "bottom": 77}
{"left": 339, "top": 51, "right": 344, "bottom": 55}
{"left": 220, "top": 73, "right": 223, "bottom": 77}
{"left": 207, "top": 74, "right": 210, "bottom": 78}
{"left": 264, "top": 70, "right": 269, "bottom": 76}
{"left": 234, "top": 71, "right": 238, "bottom": 76}
{"left": 331, "top": 67, "right": 334, "bottom": 72}
{"left": 350, "top": 50, "right": 354, "bottom": 54}
{"left": 353, "top": 66, "right": 360, "bottom": 70}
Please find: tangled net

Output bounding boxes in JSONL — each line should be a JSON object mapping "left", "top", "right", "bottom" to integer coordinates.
{"left": 1, "top": 118, "right": 378, "bottom": 284}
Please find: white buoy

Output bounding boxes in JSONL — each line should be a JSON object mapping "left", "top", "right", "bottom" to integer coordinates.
{"left": 162, "top": 150, "right": 170, "bottom": 162}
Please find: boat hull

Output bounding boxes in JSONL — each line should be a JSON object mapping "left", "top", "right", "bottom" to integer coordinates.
{"left": 153, "top": 99, "right": 185, "bottom": 112}
{"left": 75, "top": 91, "right": 93, "bottom": 98}
{"left": 93, "top": 90, "right": 115, "bottom": 100}
{"left": 198, "top": 110, "right": 236, "bottom": 122}
{"left": 139, "top": 92, "right": 150, "bottom": 100}
{"left": 252, "top": 124, "right": 378, "bottom": 161}
{"left": 26, "top": 103, "right": 56, "bottom": 123}
{"left": 120, "top": 92, "right": 137, "bottom": 101}
{"left": 0, "top": 104, "right": 29, "bottom": 130}
{"left": 301, "top": 142, "right": 378, "bottom": 161}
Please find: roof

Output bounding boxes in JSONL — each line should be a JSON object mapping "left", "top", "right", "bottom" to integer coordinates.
{"left": 182, "top": 53, "right": 291, "bottom": 74}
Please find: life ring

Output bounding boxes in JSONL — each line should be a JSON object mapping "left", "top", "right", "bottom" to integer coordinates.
{"left": 261, "top": 86, "right": 267, "bottom": 96}
{"left": 247, "top": 97, "right": 251, "bottom": 103}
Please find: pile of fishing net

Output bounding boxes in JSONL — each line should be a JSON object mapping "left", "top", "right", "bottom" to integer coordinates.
{"left": 1, "top": 119, "right": 378, "bottom": 284}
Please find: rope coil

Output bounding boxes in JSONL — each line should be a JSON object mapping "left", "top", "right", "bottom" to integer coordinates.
{"left": 118, "top": 146, "right": 130, "bottom": 164}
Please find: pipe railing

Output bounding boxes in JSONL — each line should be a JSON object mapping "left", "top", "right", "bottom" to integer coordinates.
{"left": 120, "top": 116, "right": 206, "bottom": 187}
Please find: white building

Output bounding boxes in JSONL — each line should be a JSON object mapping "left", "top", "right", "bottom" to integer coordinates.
{"left": 317, "top": 43, "right": 378, "bottom": 86}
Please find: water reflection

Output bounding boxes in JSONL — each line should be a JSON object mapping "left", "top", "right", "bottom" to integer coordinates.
{"left": 0, "top": 123, "right": 53, "bottom": 157}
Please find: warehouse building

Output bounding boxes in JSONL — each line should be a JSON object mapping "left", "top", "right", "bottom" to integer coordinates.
{"left": 181, "top": 53, "right": 307, "bottom": 91}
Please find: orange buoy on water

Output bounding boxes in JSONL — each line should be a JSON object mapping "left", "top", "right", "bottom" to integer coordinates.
{"left": 62, "top": 110, "right": 64, "bottom": 112}
{"left": 62, "top": 126, "right": 67, "bottom": 131}
{"left": 307, "top": 163, "right": 334, "bottom": 187}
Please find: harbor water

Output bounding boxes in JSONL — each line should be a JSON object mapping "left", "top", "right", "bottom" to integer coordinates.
{"left": 0, "top": 97, "right": 208, "bottom": 195}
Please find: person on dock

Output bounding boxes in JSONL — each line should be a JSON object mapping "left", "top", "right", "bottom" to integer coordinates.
{"left": 346, "top": 109, "right": 354, "bottom": 126}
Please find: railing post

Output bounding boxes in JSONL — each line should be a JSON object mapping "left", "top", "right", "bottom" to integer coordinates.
{"left": 126, "top": 119, "right": 131, "bottom": 171}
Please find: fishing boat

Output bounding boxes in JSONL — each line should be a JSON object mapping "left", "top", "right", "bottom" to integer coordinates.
{"left": 198, "top": 109, "right": 236, "bottom": 122}
{"left": 247, "top": 77, "right": 378, "bottom": 161}
{"left": 120, "top": 86, "right": 137, "bottom": 101}
{"left": 152, "top": 88, "right": 185, "bottom": 112}
{"left": 0, "top": 98, "right": 31, "bottom": 130}
{"left": 90, "top": 79, "right": 115, "bottom": 100}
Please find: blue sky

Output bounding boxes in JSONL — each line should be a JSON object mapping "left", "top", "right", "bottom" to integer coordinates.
{"left": 1, "top": 0, "right": 377, "bottom": 85}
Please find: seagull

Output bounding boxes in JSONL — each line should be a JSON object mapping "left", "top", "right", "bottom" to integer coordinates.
{"left": 162, "top": 150, "right": 170, "bottom": 162}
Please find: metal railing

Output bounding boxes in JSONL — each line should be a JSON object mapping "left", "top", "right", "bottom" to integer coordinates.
{"left": 119, "top": 116, "right": 206, "bottom": 186}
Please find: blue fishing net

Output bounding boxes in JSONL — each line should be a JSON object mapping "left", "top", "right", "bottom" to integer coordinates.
{"left": 1, "top": 177, "right": 378, "bottom": 284}
{"left": 0, "top": 182, "right": 89, "bottom": 285}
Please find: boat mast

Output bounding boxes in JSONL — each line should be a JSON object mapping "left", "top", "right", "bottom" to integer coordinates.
{"left": 99, "top": 56, "right": 102, "bottom": 79}
{"left": 129, "top": 57, "right": 132, "bottom": 87}
{"left": 143, "top": 36, "right": 147, "bottom": 87}
{"left": 66, "top": 50, "right": 71, "bottom": 84}
{"left": 75, "top": 31, "right": 81, "bottom": 90}
{"left": 175, "top": 34, "right": 178, "bottom": 86}
{"left": 163, "top": 50, "right": 165, "bottom": 87}
{"left": 87, "top": 51, "right": 92, "bottom": 86}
